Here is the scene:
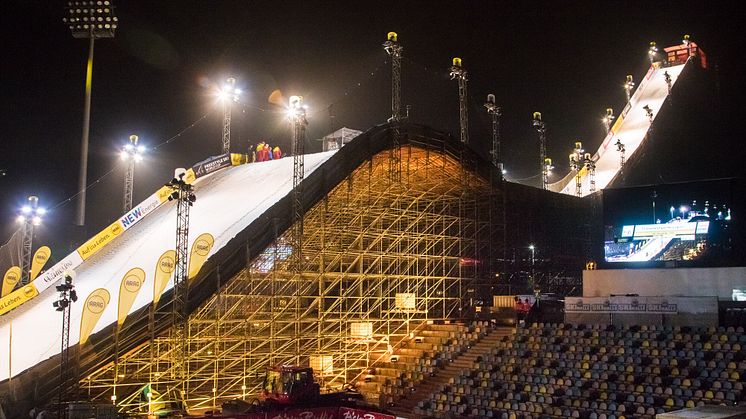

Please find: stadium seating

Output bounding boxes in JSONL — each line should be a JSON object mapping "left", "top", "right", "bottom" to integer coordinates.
{"left": 410, "top": 323, "right": 745, "bottom": 418}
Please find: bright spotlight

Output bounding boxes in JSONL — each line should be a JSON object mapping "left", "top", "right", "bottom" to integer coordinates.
{"left": 21, "top": 206, "right": 31, "bottom": 214}
{"left": 32, "top": 216, "right": 42, "bottom": 226}
{"left": 37, "top": 208, "right": 46, "bottom": 215}
{"left": 16, "top": 215, "right": 25, "bottom": 223}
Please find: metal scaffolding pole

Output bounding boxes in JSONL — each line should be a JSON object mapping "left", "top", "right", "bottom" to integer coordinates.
{"left": 221, "top": 77, "right": 238, "bottom": 154}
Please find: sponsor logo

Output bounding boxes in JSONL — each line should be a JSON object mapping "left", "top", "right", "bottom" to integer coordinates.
{"left": 110, "top": 223, "right": 123, "bottom": 236}
{"left": 23, "top": 285, "right": 35, "bottom": 297}
{"left": 87, "top": 295, "right": 107, "bottom": 314}
{"left": 159, "top": 256, "right": 175, "bottom": 273}
{"left": 123, "top": 275, "right": 143, "bottom": 293}
{"left": 6, "top": 272, "right": 19, "bottom": 286}
{"left": 194, "top": 240, "right": 211, "bottom": 256}
{"left": 120, "top": 206, "right": 143, "bottom": 228}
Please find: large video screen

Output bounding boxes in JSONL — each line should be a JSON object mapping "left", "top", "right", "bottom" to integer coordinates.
{"left": 602, "top": 179, "right": 741, "bottom": 266}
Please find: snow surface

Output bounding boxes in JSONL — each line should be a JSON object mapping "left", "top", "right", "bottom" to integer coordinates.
{"left": 0, "top": 151, "right": 336, "bottom": 381}
{"left": 553, "top": 63, "right": 686, "bottom": 196}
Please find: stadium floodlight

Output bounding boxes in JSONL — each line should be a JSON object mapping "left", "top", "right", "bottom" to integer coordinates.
{"left": 218, "top": 77, "right": 240, "bottom": 154}
{"left": 18, "top": 196, "right": 44, "bottom": 285}
{"left": 648, "top": 41, "right": 658, "bottom": 64}
{"left": 63, "top": 1, "right": 118, "bottom": 227}
{"left": 122, "top": 135, "right": 144, "bottom": 212}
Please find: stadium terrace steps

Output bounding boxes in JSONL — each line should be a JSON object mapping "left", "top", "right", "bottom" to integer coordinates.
{"left": 388, "top": 326, "right": 514, "bottom": 417}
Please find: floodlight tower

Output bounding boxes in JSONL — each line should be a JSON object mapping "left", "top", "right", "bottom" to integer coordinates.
{"left": 17, "top": 196, "right": 44, "bottom": 286}
{"left": 584, "top": 153, "right": 597, "bottom": 193}
{"left": 648, "top": 41, "right": 658, "bottom": 65}
{"left": 569, "top": 142, "right": 585, "bottom": 197}
{"left": 220, "top": 77, "right": 240, "bottom": 154}
{"left": 121, "top": 134, "right": 144, "bottom": 212}
{"left": 63, "top": 1, "right": 118, "bottom": 227}
{"left": 615, "top": 138, "right": 626, "bottom": 167}
{"left": 484, "top": 94, "right": 504, "bottom": 174}
{"left": 603, "top": 108, "right": 614, "bottom": 133}
{"left": 165, "top": 170, "right": 196, "bottom": 394}
{"left": 53, "top": 271, "right": 78, "bottom": 416}
{"left": 624, "top": 75, "right": 635, "bottom": 102}
{"left": 383, "top": 32, "right": 403, "bottom": 122}
{"left": 289, "top": 96, "right": 308, "bottom": 246}
{"left": 449, "top": 58, "right": 469, "bottom": 145}
{"left": 544, "top": 158, "right": 554, "bottom": 181}
{"left": 532, "top": 112, "right": 548, "bottom": 189}
{"left": 683, "top": 34, "right": 692, "bottom": 58}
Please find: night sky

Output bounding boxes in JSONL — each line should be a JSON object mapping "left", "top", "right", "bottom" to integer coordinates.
{"left": 1, "top": 1, "right": 742, "bottom": 253}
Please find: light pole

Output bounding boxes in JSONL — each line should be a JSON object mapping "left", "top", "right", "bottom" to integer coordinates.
{"left": 219, "top": 77, "right": 240, "bottom": 154}
{"left": 652, "top": 190, "right": 658, "bottom": 223}
{"left": 383, "top": 32, "right": 403, "bottom": 122}
{"left": 449, "top": 58, "right": 469, "bottom": 145}
{"left": 17, "top": 196, "right": 45, "bottom": 286}
{"left": 569, "top": 141, "right": 584, "bottom": 197}
{"left": 484, "top": 94, "right": 504, "bottom": 175}
{"left": 165, "top": 170, "right": 196, "bottom": 396}
{"left": 648, "top": 41, "right": 658, "bottom": 65}
{"left": 63, "top": 1, "right": 118, "bottom": 227}
{"left": 53, "top": 271, "right": 78, "bottom": 417}
{"left": 121, "top": 134, "right": 145, "bottom": 213}
{"left": 624, "top": 75, "right": 635, "bottom": 102}
{"left": 533, "top": 112, "right": 548, "bottom": 189}
{"left": 603, "top": 108, "right": 614, "bottom": 133}
{"left": 670, "top": 206, "right": 675, "bottom": 221}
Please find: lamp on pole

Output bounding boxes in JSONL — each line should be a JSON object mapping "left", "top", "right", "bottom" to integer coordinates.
{"left": 648, "top": 41, "right": 658, "bottom": 65}
{"left": 63, "top": 1, "right": 118, "bottom": 227}
{"left": 449, "top": 58, "right": 469, "bottom": 145}
{"left": 484, "top": 94, "right": 504, "bottom": 176}
{"left": 53, "top": 271, "right": 78, "bottom": 417}
{"left": 624, "top": 75, "right": 635, "bottom": 102}
{"left": 219, "top": 77, "right": 240, "bottom": 154}
{"left": 121, "top": 134, "right": 145, "bottom": 213}
{"left": 603, "top": 108, "right": 614, "bottom": 133}
{"left": 569, "top": 141, "right": 585, "bottom": 197}
{"left": 165, "top": 170, "right": 196, "bottom": 396}
{"left": 17, "top": 196, "right": 45, "bottom": 286}
{"left": 533, "top": 112, "right": 548, "bottom": 189}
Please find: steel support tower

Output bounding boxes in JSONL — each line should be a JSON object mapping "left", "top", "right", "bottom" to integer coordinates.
{"left": 532, "top": 112, "right": 548, "bottom": 189}
{"left": 81, "top": 140, "right": 492, "bottom": 414}
{"left": 122, "top": 134, "right": 139, "bottom": 212}
{"left": 290, "top": 95, "right": 308, "bottom": 361}
{"left": 165, "top": 172, "right": 196, "bottom": 399}
{"left": 449, "top": 58, "right": 469, "bottom": 145}
{"left": 484, "top": 94, "right": 503, "bottom": 174}
{"left": 222, "top": 77, "right": 237, "bottom": 154}
{"left": 19, "top": 196, "right": 39, "bottom": 286}
{"left": 569, "top": 142, "right": 584, "bottom": 197}
{"left": 384, "top": 32, "right": 403, "bottom": 182}
{"left": 624, "top": 75, "right": 635, "bottom": 102}
{"left": 585, "top": 153, "right": 597, "bottom": 193}
{"left": 53, "top": 273, "right": 77, "bottom": 417}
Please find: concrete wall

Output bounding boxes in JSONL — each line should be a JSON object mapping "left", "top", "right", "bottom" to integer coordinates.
{"left": 583, "top": 267, "right": 746, "bottom": 300}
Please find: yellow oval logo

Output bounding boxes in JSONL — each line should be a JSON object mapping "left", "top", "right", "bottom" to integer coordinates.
{"left": 159, "top": 256, "right": 175, "bottom": 273}
{"left": 111, "top": 223, "right": 123, "bottom": 236}
{"left": 123, "top": 275, "right": 142, "bottom": 293}
{"left": 87, "top": 295, "right": 107, "bottom": 314}
{"left": 23, "top": 285, "right": 35, "bottom": 297}
{"left": 195, "top": 240, "right": 210, "bottom": 256}
{"left": 6, "top": 272, "right": 19, "bottom": 285}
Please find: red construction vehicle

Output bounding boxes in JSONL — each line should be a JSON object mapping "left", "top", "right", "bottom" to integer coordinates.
{"left": 260, "top": 365, "right": 322, "bottom": 405}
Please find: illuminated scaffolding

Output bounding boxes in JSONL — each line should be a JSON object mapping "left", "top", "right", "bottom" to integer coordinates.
{"left": 80, "top": 140, "right": 494, "bottom": 414}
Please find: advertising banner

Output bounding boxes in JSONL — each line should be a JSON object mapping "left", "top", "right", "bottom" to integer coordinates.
{"left": 192, "top": 153, "right": 231, "bottom": 179}
{"left": 118, "top": 268, "right": 146, "bottom": 325}
{"left": 188, "top": 233, "right": 214, "bottom": 279}
{"left": 77, "top": 221, "right": 125, "bottom": 260}
{"left": 565, "top": 296, "right": 679, "bottom": 314}
{"left": 30, "top": 246, "right": 51, "bottom": 281}
{"left": 153, "top": 250, "right": 176, "bottom": 305}
{"left": 34, "top": 252, "right": 83, "bottom": 291}
{"left": 80, "top": 288, "right": 111, "bottom": 345}
{"left": 0, "top": 284, "right": 38, "bottom": 315}
{"left": 1, "top": 266, "right": 21, "bottom": 298}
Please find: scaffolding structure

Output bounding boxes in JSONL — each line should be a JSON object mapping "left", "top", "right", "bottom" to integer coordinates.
{"left": 80, "top": 143, "right": 493, "bottom": 415}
